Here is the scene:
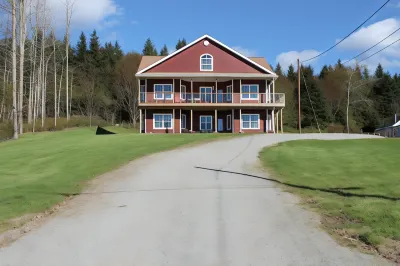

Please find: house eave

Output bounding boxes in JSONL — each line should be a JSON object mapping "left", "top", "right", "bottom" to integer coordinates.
{"left": 136, "top": 72, "right": 278, "bottom": 79}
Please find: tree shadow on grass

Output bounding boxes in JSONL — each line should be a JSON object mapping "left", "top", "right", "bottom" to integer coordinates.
{"left": 194, "top": 166, "right": 400, "bottom": 201}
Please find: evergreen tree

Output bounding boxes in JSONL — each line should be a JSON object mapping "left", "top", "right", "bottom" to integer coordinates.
{"left": 159, "top": 44, "right": 169, "bottom": 56}
{"left": 89, "top": 30, "right": 101, "bottom": 66}
{"left": 374, "top": 63, "right": 384, "bottom": 79}
{"left": 75, "top": 31, "right": 87, "bottom": 63}
{"left": 319, "top": 65, "right": 329, "bottom": 79}
{"left": 362, "top": 66, "right": 370, "bottom": 80}
{"left": 287, "top": 64, "right": 296, "bottom": 83}
{"left": 335, "top": 59, "right": 344, "bottom": 70}
{"left": 298, "top": 65, "right": 329, "bottom": 128}
{"left": 176, "top": 38, "right": 187, "bottom": 50}
{"left": 142, "top": 38, "right": 158, "bottom": 55}
{"left": 114, "top": 41, "right": 123, "bottom": 59}
{"left": 274, "top": 63, "right": 283, "bottom": 76}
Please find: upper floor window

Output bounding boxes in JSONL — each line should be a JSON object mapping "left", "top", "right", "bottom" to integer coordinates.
{"left": 154, "top": 84, "right": 172, "bottom": 99}
{"left": 200, "top": 54, "right": 213, "bottom": 71}
{"left": 241, "top": 84, "right": 259, "bottom": 99}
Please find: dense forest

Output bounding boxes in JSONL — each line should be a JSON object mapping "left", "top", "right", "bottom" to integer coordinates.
{"left": 0, "top": 1, "right": 399, "bottom": 140}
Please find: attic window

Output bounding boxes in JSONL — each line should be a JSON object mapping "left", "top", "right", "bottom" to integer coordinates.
{"left": 200, "top": 54, "right": 213, "bottom": 71}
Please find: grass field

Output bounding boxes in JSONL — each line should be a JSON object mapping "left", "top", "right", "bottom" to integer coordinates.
{"left": 0, "top": 127, "right": 233, "bottom": 232}
{"left": 259, "top": 139, "right": 400, "bottom": 261}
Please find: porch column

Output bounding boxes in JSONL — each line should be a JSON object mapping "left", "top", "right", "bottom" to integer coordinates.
{"left": 144, "top": 109, "right": 147, "bottom": 133}
{"left": 265, "top": 109, "right": 268, "bottom": 133}
{"left": 232, "top": 109, "right": 234, "bottom": 133}
{"left": 145, "top": 79, "right": 147, "bottom": 101}
{"left": 281, "top": 108, "right": 283, "bottom": 133}
{"left": 239, "top": 79, "right": 242, "bottom": 103}
{"left": 191, "top": 79, "right": 193, "bottom": 103}
{"left": 191, "top": 109, "right": 193, "bottom": 132}
{"left": 180, "top": 109, "right": 182, "bottom": 134}
{"left": 265, "top": 79, "right": 268, "bottom": 104}
{"left": 231, "top": 79, "right": 234, "bottom": 103}
{"left": 173, "top": 109, "right": 175, "bottom": 133}
{"left": 137, "top": 79, "right": 141, "bottom": 102}
{"left": 215, "top": 109, "right": 217, "bottom": 132}
{"left": 139, "top": 109, "right": 142, "bottom": 134}
{"left": 272, "top": 78, "right": 275, "bottom": 103}
{"left": 272, "top": 109, "right": 275, "bottom": 133}
{"left": 173, "top": 79, "right": 175, "bottom": 103}
{"left": 179, "top": 79, "right": 182, "bottom": 102}
{"left": 215, "top": 79, "right": 217, "bottom": 103}
{"left": 239, "top": 109, "right": 242, "bottom": 132}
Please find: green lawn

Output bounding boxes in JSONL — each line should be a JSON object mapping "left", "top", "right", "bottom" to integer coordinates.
{"left": 0, "top": 128, "right": 233, "bottom": 232}
{"left": 259, "top": 139, "right": 400, "bottom": 259}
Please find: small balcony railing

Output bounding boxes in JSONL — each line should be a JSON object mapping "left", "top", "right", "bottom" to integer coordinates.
{"left": 139, "top": 92, "right": 285, "bottom": 105}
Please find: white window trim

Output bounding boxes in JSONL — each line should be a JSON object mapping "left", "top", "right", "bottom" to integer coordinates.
{"left": 154, "top": 84, "right": 173, "bottom": 100}
{"left": 153, "top": 113, "right": 173, "bottom": 129}
{"left": 241, "top": 84, "right": 259, "bottom": 100}
{"left": 200, "top": 54, "right": 213, "bottom": 72}
{"left": 200, "top": 115, "right": 213, "bottom": 131}
{"left": 241, "top": 114, "right": 260, "bottom": 130}
{"left": 199, "top": 87, "right": 213, "bottom": 102}
{"left": 181, "top": 114, "right": 187, "bottom": 129}
{"left": 226, "top": 85, "right": 232, "bottom": 102}
{"left": 180, "top": 85, "right": 186, "bottom": 100}
{"left": 227, "top": 114, "right": 232, "bottom": 130}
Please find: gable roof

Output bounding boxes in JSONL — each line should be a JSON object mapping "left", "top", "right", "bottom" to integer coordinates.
{"left": 136, "top": 35, "right": 277, "bottom": 77}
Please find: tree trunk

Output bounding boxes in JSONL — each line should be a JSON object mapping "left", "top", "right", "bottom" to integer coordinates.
{"left": 65, "top": 4, "right": 71, "bottom": 120}
{"left": 70, "top": 70, "right": 73, "bottom": 117}
{"left": 28, "top": 74, "right": 32, "bottom": 123}
{"left": 54, "top": 34, "right": 57, "bottom": 126}
{"left": 18, "top": 0, "right": 26, "bottom": 134}
{"left": 11, "top": 0, "right": 18, "bottom": 139}
{"left": 58, "top": 63, "right": 63, "bottom": 117}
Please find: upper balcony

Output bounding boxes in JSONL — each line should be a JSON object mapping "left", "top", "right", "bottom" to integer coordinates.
{"left": 139, "top": 92, "right": 285, "bottom": 108}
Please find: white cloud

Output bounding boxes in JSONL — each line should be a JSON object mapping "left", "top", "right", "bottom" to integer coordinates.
{"left": 232, "top": 46, "right": 257, "bottom": 57}
{"left": 45, "top": 0, "right": 122, "bottom": 29}
{"left": 275, "top": 50, "right": 320, "bottom": 70}
{"left": 396, "top": 2, "right": 400, "bottom": 8}
{"left": 337, "top": 18, "right": 400, "bottom": 70}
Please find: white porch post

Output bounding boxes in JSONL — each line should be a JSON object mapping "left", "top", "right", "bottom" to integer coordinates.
{"left": 145, "top": 79, "right": 147, "bottom": 102}
{"left": 137, "top": 79, "right": 140, "bottom": 102}
{"left": 215, "top": 79, "right": 218, "bottom": 103}
{"left": 265, "top": 109, "right": 268, "bottom": 133}
{"left": 144, "top": 109, "right": 147, "bottom": 133}
{"left": 239, "top": 79, "right": 242, "bottom": 103}
{"left": 191, "top": 79, "right": 193, "bottom": 103}
{"left": 191, "top": 109, "right": 193, "bottom": 132}
{"left": 232, "top": 109, "right": 234, "bottom": 133}
{"left": 265, "top": 79, "right": 268, "bottom": 103}
{"left": 281, "top": 108, "right": 283, "bottom": 133}
{"left": 139, "top": 109, "right": 142, "bottom": 134}
{"left": 172, "top": 109, "right": 175, "bottom": 133}
{"left": 272, "top": 109, "right": 275, "bottom": 133}
{"left": 232, "top": 79, "right": 234, "bottom": 103}
{"left": 173, "top": 79, "right": 175, "bottom": 103}
{"left": 239, "top": 109, "right": 242, "bottom": 132}
{"left": 179, "top": 79, "right": 181, "bottom": 102}
{"left": 272, "top": 78, "right": 275, "bottom": 103}
{"left": 180, "top": 109, "right": 182, "bottom": 134}
{"left": 215, "top": 109, "right": 217, "bottom": 132}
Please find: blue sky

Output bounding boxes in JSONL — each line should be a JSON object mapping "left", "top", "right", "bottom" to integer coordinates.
{"left": 56, "top": 0, "right": 400, "bottom": 74}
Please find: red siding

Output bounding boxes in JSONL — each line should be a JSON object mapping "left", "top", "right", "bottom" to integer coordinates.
{"left": 146, "top": 38, "right": 266, "bottom": 73}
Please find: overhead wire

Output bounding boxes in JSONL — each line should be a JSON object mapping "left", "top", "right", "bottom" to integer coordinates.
{"left": 301, "top": 0, "right": 391, "bottom": 63}
{"left": 357, "top": 37, "right": 400, "bottom": 64}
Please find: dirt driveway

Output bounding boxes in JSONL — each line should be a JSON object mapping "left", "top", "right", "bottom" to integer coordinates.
{"left": 0, "top": 134, "right": 391, "bottom": 266}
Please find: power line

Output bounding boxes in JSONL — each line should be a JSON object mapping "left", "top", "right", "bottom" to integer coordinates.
{"left": 301, "top": 0, "right": 391, "bottom": 63}
{"left": 357, "top": 37, "right": 400, "bottom": 64}
{"left": 344, "top": 27, "right": 400, "bottom": 64}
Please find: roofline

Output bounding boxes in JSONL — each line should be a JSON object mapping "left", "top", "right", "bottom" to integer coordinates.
{"left": 136, "top": 34, "right": 277, "bottom": 76}
{"left": 136, "top": 73, "right": 278, "bottom": 78}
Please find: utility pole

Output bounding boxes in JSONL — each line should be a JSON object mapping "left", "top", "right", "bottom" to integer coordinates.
{"left": 297, "top": 58, "right": 301, "bottom": 133}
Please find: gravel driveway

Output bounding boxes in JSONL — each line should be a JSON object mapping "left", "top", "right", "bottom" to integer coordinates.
{"left": 0, "top": 133, "right": 391, "bottom": 266}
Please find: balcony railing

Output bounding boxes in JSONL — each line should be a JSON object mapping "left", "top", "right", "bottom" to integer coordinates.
{"left": 139, "top": 92, "right": 285, "bottom": 105}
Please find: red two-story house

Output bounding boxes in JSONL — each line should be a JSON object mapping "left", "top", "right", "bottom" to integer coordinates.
{"left": 136, "top": 35, "right": 285, "bottom": 134}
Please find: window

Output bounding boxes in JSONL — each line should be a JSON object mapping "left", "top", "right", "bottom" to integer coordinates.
{"left": 200, "top": 54, "right": 213, "bottom": 71}
{"left": 140, "top": 85, "right": 145, "bottom": 102}
{"left": 180, "top": 85, "right": 186, "bottom": 100}
{"left": 200, "top": 87, "right": 213, "bottom": 103}
{"left": 200, "top": 116, "right": 212, "bottom": 131}
{"left": 154, "top": 84, "right": 172, "bottom": 100}
{"left": 226, "top": 85, "right": 232, "bottom": 102}
{"left": 241, "top": 114, "right": 259, "bottom": 129}
{"left": 153, "top": 114, "right": 172, "bottom": 129}
{"left": 227, "top": 114, "right": 232, "bottom": 130}
{"left": 181, "top": 114, "right": 186, "bottom": 129}
{"left": 241, "top": 85, "right": 259, "bottom": 99}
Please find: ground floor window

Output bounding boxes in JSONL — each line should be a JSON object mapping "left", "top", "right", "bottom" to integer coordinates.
{"left": 154, "top": 114, "right": 172, "bottom": 129}
{"left": 227, "top": 114, "right": 232, "bottom": 130}
{"left": 242, "top": 114, "right": 259, "bottom": 129}
{"left": 200, "top": 115, "right": 212, "bottom": 131}
{"left": 181, "top": 114, "right": 186, "bottom": 129}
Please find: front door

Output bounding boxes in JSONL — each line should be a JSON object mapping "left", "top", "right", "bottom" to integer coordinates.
{"left": 218, "top": 118, "right": 224, "bottom": 132}
{"left": 217, "top": 89, "right": 223, "bottom": 103}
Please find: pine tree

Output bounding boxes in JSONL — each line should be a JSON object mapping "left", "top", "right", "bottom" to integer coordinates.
{"left": 159, "top": 44, "right": 169, "bottom": 56}
{"left": 89, "top": 29, "right": 101, "bottom": 66}
{"left": 335, "top": 59, "right": 344, "bottom": 70}
{"left": 142, "top": 38, "right": 158, "bottom": 55}
{"left": 75, "top": 31, "right": 87, "bottom": 63}
{"left": 362, "top": 66, "right": 369, "bottom": 80}
{"left": 114, "top": 41, "right": 123, "bottom": 60}
{"left": 287, "top": 64, "right": 296, "bottom": 83}
{"left": 176, "top": 38, "right": 187, "bottom": 50}
{"left": 319, "top": 65, "right": 329, "bottom": 79}
{"left": 374, "top": 63, "right": 384, "bottom": 79}
{"left": 274, "top": 63, "right": 283, "bottom": 76}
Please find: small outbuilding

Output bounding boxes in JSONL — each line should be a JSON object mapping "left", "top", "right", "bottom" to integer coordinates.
{"left": 375, "top": 121, "right": 400, "bottom": 137}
